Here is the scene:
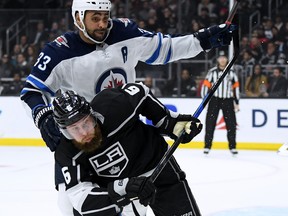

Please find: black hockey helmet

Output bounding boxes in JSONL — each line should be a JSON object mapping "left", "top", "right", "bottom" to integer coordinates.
{"left": 52, "top": 90, "right": 92, "bottom": 130}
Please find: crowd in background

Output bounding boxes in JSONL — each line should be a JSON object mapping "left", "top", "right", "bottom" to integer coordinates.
{"left": 0, "top": 0, "right": 287, "bottom": 97}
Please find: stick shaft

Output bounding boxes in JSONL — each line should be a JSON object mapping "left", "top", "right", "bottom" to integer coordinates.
{"left": 225, "top": 0, "right": 241, "bottom": 25}
{"left": 149, "top": 1, "right": 240, "bottom": 183}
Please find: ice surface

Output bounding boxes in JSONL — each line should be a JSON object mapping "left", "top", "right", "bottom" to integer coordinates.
{"left": 0, "top": 146, "right": 287, "bottom": 216}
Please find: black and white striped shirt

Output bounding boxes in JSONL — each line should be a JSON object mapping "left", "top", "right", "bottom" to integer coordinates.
{"left": 201, "top": 66, "right": 240, "bottom": 104}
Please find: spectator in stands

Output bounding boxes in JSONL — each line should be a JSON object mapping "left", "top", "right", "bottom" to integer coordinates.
{"left": 274, "top": 15, "right": 284, "bottom": 32}
{"left": 217, "top": 7, "right": 228, "bottom": 24}
{"left": 138, "top": 0, "right": 150, "bottom": 22}
{"left": 190, "top": 19, "right": 201, "bottom": 33}
{"left": 171, "top": 68, "right": 197, "bottom": 97}
{"left": 50, "top": 21, "right": 64, "bottom": 36}
{"left": 10, "top": 44, "right": 21, "bottom": 67}
{"left": 240, "top": 50, "right": 256, "bottom": 70}
{"left": 197, "top": 7, "right": 211, "bottom": 28}
{"left": 137, "top": 20, "right": 146, "bottom": 29}
{"left": 19, "top": 35, "right": 29, "bottom": 55}
{"left": 143, "top": 75, "right": 162, "bottom": 97}
{"left": 282, "top": 21, "right": 288, "bottom": 48}
{"left": 30, "top": 20, "right": 49, "bottom": 49}
{"left": 263, "top": 67, "right": 288, "bottom": 98}
{"left": 253, "top": 26, "right": 269, "bottom": 44}
{"left": 249, "top": 36, "right": 264, "bottom": 62}
{"left": 154, "top": 0, "right": 167, "bottom": 28}
{"left": 1, "top": 73, "right": 24, "bottom": 96}
{"left": 240, "top": 36, "right": 250, "bottom": 50}
{"left": 162, "top": 7, "right": 177, "bottom": 34}
{"left": 146, "top": 16, "right": 159, "bottom": 32}
{"left": 15, "top": 53, "right": 29, "bottom": 78}
{"left": 244, "top": 64, "right": 268, "bottom": 97}
{"left": 263, "top": 17, "right": 274, "bottom": 41}
{"left": 197, "top": 0, "right": 215, "bottom": 18}
{"left": 214, "top": 0, "right": 229, "bottom": 23}
{"left": 26, "top": 45, "right": 38, "bottom": 67}
{"left": 259, "top": 42, "right": 286, "bottom": 65}
{"left": 237, "top": 35, "right": 250, "bottom": 63}
{"left": 0, "top": 54, "right": 15, "bottom": 78}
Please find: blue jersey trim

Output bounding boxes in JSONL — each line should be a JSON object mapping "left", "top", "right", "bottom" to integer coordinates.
{"left": 145, "top": 32, "right": 162, "bottom": 64}
{"left": 26, "top": 75, "right": 55, "bottom": 96}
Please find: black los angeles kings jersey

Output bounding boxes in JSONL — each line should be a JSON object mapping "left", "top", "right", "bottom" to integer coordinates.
{"left": 55, "top": 83, "right": 169, "bottom": 215}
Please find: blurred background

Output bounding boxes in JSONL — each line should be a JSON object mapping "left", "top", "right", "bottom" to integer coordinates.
{"left": 0, "top": 0, "right": 287, "bottom": 98}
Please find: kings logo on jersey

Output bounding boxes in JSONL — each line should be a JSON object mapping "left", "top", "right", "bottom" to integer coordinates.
{"left": 89, "top": 142, "right": 128, "bottom": 177}
{"left": 95, "top": 68, "right": 127, "bottom": 93}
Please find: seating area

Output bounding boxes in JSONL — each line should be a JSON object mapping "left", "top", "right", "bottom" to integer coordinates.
{"left": 0, "top": 0, "right": 287, "bottom": 97}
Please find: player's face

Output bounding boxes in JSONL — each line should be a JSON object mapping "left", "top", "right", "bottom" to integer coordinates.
{"left": 84, "top": 10, "right": 109, "bottom": 42}
{"left": 67, "top": 115, "right": 96, "bottom": 143}
{"left": 67, "top": 115, "right": 103, "bottom": 152}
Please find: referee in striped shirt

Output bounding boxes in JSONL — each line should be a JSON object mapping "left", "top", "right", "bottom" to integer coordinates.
{"left": 201, "top": 50, "right": 240, "bottom": 155}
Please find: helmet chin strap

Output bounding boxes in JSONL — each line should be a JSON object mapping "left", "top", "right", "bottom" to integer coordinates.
{"left": 78, "top": 18, "right": 113, "bottom": 44}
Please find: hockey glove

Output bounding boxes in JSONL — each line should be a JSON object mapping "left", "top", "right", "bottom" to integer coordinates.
{"left": 194, "top": 23, "right": 237, "bottom": 51}
{"left": 107, "top": 177, "right": 156, "bottom": 207}
{"left": 33, "top": 106, "right": 61, "bottom": 152}
{"left": 159, "top": 110, "right": 203, "bottom": 143}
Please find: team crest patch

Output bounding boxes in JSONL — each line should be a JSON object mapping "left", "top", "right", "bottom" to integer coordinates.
{"left": 118, "top": 18, "right": 130, "bottom": 27}
{"left": 95, "top": 68, "right": 127, "bottom": 93}
{"left": 55, "top": 36, "right": 69, "bottom": 48}
{"left": 89, "top": 142, "right": 128, "bottom": 177}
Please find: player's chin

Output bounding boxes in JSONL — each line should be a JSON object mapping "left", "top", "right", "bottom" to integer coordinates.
{"left": 93, "top": 32, "right": 106, "bottom": 41}
{"left": 82, "top": 136, "right": 93, "bottom": 143}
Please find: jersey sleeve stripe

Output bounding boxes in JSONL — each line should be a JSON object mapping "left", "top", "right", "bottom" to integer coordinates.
{"left": 145, "top": 32, "right": 162, "bottom": 64}
{"left": 164, "top": 45, "right": 172, "bottom": 64}
{"left": 26, "top": 75, "right": 55, "bottom": 96}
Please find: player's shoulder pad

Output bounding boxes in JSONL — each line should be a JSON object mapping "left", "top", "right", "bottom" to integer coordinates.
{"left": 107, "top": 19, "right": 154, "bottom": 44}
{"left": 115, "top": 18, "right": 133, "bottom": 27}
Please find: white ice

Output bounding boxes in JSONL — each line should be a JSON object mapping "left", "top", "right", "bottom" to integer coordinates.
{"left": 0, "top": 146, "right": 288, "bottom": 216}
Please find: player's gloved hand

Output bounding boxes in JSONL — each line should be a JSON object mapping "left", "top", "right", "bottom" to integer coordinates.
{"left": 194, "top": 23, "right": 237, "bottom": 51}
{"left": 107, "top": 177, "right": 156, "bottom": 207}
{"left": 159, "top": 110, "right": 203, "bottom": 143}
{"left": 33, "top": 106, "right": 61, "bottom": 152}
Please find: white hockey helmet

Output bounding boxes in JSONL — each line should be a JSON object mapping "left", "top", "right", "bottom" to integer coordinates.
{"left": 71, "top": 0, "right": 113, "bottom": 44}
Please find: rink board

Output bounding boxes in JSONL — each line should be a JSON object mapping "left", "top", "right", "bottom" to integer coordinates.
{"left": 0, "top": 97, "right": 286, "bottom": 150}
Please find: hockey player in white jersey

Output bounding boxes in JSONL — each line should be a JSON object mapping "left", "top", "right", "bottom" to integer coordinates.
{"left": 52, "top": 83, "right": 203, "bottom": 216}
{"left": 20, "top": 0, "right": 236, "bottom": 215}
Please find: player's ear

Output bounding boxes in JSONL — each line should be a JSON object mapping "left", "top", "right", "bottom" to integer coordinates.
{"left": 75, "top": 12, "right": 83, "bottom": 28}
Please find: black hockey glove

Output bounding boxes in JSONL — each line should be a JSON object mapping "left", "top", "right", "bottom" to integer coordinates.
{"left": 107, "top": 177, "right": 156, "bottom": 207}
{"left": 194, "top": 23, "right": 237, "bottom": 51}
{"left": 33, "top": 106, "right": 61, "bottom": 152}
{"left": 159, "top": 110, "right": 203, "bottom": 143}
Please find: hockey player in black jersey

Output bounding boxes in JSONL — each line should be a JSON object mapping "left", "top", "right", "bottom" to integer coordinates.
{"left": 20, "top": 0, "right": 235, "bottom": 214}
{"left": 52, "top": 82, "right": 203, "bottom": 216}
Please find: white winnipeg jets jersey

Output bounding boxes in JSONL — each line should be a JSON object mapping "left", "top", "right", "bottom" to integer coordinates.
{"left": 20, "top": 18, "right": 203, "bottom": 112}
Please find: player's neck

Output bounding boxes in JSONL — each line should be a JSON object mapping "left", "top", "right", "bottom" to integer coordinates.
{"left": 78, "top": 31, "right": 96, "bottom": 45}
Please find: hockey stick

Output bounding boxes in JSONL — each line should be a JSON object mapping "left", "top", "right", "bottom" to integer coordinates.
{"left": 149, "top": 0, "right": 241, "bottom": 183}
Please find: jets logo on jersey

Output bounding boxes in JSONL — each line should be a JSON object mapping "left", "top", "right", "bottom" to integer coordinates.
{"left": 89, "top": 142, "right": 128, "bottom": 177}
{"left": 95, "top": 68, "right": 127, "bottom": 93}
{"left": 55, "top": 36, "right": 69, "bottom": 48}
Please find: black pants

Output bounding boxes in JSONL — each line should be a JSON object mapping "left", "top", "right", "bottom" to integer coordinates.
{"left": 204, "top": 96, "right": 237, "bottom": 150}
{"left": 150, "top": 156, "right": 201, "bottom": 216}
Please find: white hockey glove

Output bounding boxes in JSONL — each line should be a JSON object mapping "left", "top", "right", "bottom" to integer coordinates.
{"left": 107, "top": 177, "right": 156, "bottom": 207}
{"left": 33, "top": 105, "right": 61, "bottom": 151}
{"left": 159, "top": 110, "right": 203, "bottom": 143}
